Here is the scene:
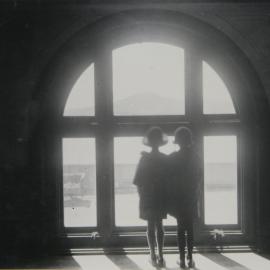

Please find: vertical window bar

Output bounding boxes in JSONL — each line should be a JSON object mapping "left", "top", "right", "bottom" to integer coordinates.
{"left": 95, "top": 48, "right": 113, "bottom": 121}
{"left": 185, "top": 49, "right": 203, "bottom": 120}
{"left": 95, "top": 47, "right": 114, "bottom": 236}
{"left": 185, "top": 49, "right": 204, "bottom": 232}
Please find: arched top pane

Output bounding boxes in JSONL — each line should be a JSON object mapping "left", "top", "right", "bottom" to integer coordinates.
{"left": 64, "top": 64, "right": 95, "bottom": 116}
{"left": 203, "top": 61, "right": 236, "bottom": 114}
{"left": 113, "top": 42, "right": 185, "bottom": 115}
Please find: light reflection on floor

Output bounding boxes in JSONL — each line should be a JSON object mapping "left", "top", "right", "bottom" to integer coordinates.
{"left": 224, "top": 253, "right": 270, "bottom": 270}
{"left": 72, "top": 252, "right": 270, "bottom": 270}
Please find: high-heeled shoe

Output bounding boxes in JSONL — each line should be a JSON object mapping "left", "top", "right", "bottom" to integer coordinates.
{"left": 187, "top": 257, "right": 195, "bottom": 268}
{"left": 149, "top": 255, "right": 158, "bottom": 267}
{"left": 177, "top": 258, "right": 186, "bottom": 269}
{"left": 157, "top": 257, "right": 166, "bottom": 268}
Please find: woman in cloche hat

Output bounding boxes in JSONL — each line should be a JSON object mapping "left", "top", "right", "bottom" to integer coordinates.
{"left": 133, "top": 126, "right": 168, "bottom": 267}
{"left": 167, "top": 127, "right": 202, "bottom": 268}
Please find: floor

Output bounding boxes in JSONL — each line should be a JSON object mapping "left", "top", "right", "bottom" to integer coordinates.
{"left": 1, "top": 252, "right": 270, "bottom": 270}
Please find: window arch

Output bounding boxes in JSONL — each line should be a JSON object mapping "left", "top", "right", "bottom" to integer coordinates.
{"left": 40, "top": 10, "right": 263, "bottom": 247}
{"left": 203, "top": 61, "right": 236, "bottom": 114}
{"left": 64, "top": 64, "right": 95, "bottom": 116}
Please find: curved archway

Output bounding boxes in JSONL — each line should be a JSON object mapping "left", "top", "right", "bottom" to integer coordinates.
{"left": 38, "top": 10, "right": 266, "bottom": 120}
{"left": 64, "top": 64, "right": 95, "bottom": 117}
{"left": 35, "top": 10, "right": 268, "bottom": 248}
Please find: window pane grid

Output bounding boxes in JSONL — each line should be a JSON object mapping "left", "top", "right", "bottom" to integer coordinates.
{"left": 204, "top": 135, "right": 238, "bottom": 225}
{"left": 62, "top": 138, "right": 97, "bottom": 227}
{"left": 61, "top": 42, "right": 242, "bottom": 235}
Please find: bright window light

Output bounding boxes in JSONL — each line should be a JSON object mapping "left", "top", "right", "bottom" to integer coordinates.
{"left": 64, "top": 64, "right": 95, "bottom": 116}
{"left": 203, "top": 61, "right": 236, "bottom": 114}
{"left": 62, "top": 138, "right": 96, "bottom": 227}
{"left": 204, "top": 136, "right": 238, "bottom": 225}
{"left": 113, "top": 43, "right": 185, "bottom": 115}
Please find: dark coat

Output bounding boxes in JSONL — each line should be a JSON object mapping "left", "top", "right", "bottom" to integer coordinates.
{"left": 167, "top": 147, "right": 202, "bottom": 219}
{"left": 133, "top": 151, "right": 168, "bottom": 220}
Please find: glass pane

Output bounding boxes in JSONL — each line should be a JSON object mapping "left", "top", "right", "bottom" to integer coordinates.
{"left": 113, "top": 43, "right": 185, "bottom": 115}
{"left": 62, "top": 138, "right": 96, "bottom": 227}
{"left": 114, "top": 137, "right": 176, "bottom": 226}
{"left": 64, "top": 64, "right": 95, "bottom": 116}
{"left": 204, "top": 136, "right": 238, "bottom": 225}
{"left": 203, "top": 61, "right": 236, "bottom": 114}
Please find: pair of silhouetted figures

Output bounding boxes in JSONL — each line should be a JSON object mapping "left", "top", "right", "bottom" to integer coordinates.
{"left": 133, "top": 126, "right": 202, "bottom": 269}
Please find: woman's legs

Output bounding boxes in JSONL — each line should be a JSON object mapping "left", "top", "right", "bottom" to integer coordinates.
{"left": 177, "top": 217, "right": 186, "bottom": 266}
{"left": 147, "top": 220, "right": 156, "bottom": 262}
{"left": 147, "top": 219, "right": 165, "bottom": 266}
{"left": 177, "top": 216, "right": 194, "bottom": 255}
{"left": 185, "top": 216, "right": 194, "bottom": 267}
{"left": 156, "top": 219, "right": 164, "bottom": 261}
{"left": 186, "top": 225, "right": 194, "bottom": 261}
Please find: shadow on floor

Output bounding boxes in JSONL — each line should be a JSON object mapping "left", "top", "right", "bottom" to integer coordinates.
{"left": 166, "top": 266, "right": 201, "bottom": 270}
{"left": 0, "top": 255, "right": 81, "bottom": 269}
{"left": 258, "top": 253, "right": 270, "bottom": 261}
{"left": 201, "top": 252, "right": 252, "bottom": 270}
{"left": 1, "top": 251, "right": 269, "bottom": 270}
{"left": 103, "top": 248, "right": 143, "bottom": 270}
{"left": 104, "top": 249, "right": 201, "bottom": 270}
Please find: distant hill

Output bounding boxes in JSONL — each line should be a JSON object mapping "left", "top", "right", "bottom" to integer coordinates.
{"left": 114, "top": 92, "right": 184, "bottom": 115}
{"left": 64, "top": 92, "right": 184, "bottom": 116}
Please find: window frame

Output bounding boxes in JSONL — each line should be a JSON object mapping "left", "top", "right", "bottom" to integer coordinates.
{"left": 40, "top": 14, "right": 259, "bottom": 248}
{"left": 59, "top": 46, "right": 245, "bottom": 242}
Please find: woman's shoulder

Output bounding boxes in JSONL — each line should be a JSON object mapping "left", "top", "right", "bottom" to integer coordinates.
{"left": 139, "top": 151, "right": 169, "bottom": 164}
{"left": 159, "top": 151, "right": 169, "bottom": 159}
{"left": 137, "top": 151, "right": 151, "bottom": 163}
{"left": 187, "top": 147, "right": 200, "bottom": 160}
{"left": 168, "top": 151, "right": 179, "bottom": 159}
{"left": 153, "top": 151, "right": 170, "bottom": 163}
{"left": 140, "top": 151, "right": 150, "bottom": 158}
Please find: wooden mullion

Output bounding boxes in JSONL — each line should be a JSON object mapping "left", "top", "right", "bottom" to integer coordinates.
{"left": 95, "top": 47, "right": 115, "bottom": 239}
{"left": 185, "top": 48, "right": 203, "bottom": 122}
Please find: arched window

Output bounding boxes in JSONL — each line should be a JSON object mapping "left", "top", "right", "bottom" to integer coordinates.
{"left": 44, "top": 13, "right": 258, "bottom": 247}
{"left": 62, "top": 42, "right": 240, "bottom": 231}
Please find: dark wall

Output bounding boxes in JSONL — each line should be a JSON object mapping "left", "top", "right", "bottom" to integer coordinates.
{"left": 0, "top": 0, "right": 270, "bottom": 254}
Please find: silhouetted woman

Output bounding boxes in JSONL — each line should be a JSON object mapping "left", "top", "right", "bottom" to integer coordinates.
{"left": 133, "top": 127, "right": 168, "bottom": 267}
{"left": 167, "top": 127, "right": 202, "bottom": 268}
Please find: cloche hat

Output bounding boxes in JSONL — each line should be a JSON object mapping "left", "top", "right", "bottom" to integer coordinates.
{"left": 174, "top": 126, "right": 193, "bottom": 145}
{"left": 143, "top": 126, "right": 168, "bottom": 147}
